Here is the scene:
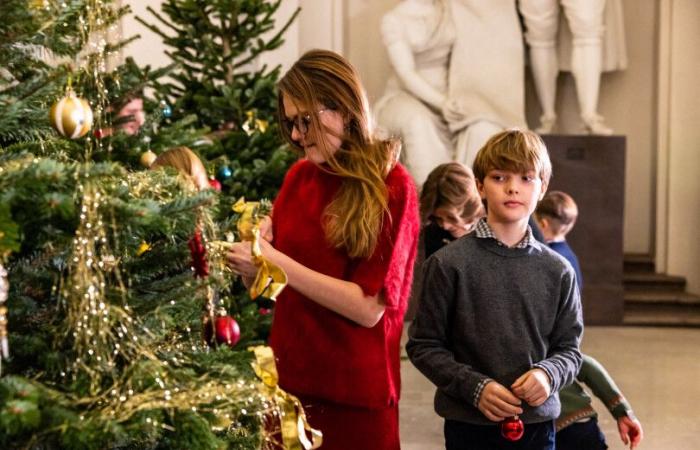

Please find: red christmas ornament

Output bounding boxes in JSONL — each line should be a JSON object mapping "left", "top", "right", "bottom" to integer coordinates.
{"left": 208, "top": 178, "right": 222, "bottom": 192}
{"left": 188, "top": 229, "right": 209, "bottom": 278}
{"left": 500, "top": 416, "right": 524, "bottom": 442}
{"left": 215, "top": 313, "right": 240, "bottom": 348}
{"left": 258, "top": 307, "right": 271, "bottom": 316}
{"left": 93, "top": 128, "right": 105, "bottom": 139}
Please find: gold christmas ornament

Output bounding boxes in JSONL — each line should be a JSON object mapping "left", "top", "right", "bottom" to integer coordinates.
{"left": 136, "top": 242, "right": 151, "bottom": 256}
{"left": 140, "top": 150, "right": 157, "bottom": 168}
{"left": 29, "top": 0, "right": 48, "bottom": 10}
{"left": 49, "top": 90, "right": 93, "bottom": 139}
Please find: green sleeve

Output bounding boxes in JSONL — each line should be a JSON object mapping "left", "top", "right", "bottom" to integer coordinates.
{"left": 577, "top": 354, "right": 633, "bottom": 419}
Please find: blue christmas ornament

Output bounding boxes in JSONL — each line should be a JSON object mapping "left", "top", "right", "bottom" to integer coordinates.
{"left": 216, "top": 165, "right": 233, "bottom": 182}
{"left": 159, "top": 100, "right": 172, "bottom": 118}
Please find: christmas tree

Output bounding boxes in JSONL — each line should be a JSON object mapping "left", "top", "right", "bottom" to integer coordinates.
{"left": 0, "top": 1, "right": 312, "bottom": 448}
{"left": 138, "top": 0, "right": 300, "bottom": 201}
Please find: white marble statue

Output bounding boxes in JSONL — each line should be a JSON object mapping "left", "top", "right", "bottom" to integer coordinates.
{"left": 374, "top": 0, "right": 526, "bottom": 184}
{"left": 520, "top": 0, "right": 627, "bottom": 135}
{"left": 446, "top": 0, "right": 527, "bottom": 165}
{"left": 374, "top": 0, "right": 454, "bottom": 185}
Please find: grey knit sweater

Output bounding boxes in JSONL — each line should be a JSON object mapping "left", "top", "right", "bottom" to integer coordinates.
{"left": 406, "top": 233, "right": 583, "bottom": 425}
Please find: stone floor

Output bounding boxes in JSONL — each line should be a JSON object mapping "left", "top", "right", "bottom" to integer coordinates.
{"left": 399, "top": 326, "right": 700, "bottom": 450}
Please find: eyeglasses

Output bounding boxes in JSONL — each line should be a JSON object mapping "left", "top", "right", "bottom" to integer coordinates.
{"left": 282, "top": 109, "right": 328, "bottom": 136}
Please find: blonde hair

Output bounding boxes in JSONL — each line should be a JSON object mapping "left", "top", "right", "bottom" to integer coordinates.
{"left": 151, "top": 146, "right": 209, "bottom": 190}
{"left": 420, "top": 162, "right": 483, "bottom": 223}
{"left": 278, "top": 49, "right": 399, "bottom": 258}
{"left": 472, "top": 129, "right": 552, "bottom": 185}
{"left": 536, "top": 191, "right": 578, "bottom": 235}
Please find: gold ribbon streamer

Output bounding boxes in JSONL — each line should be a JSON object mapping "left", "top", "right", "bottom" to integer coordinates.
{"left": 232, "top": 199, "right": 287, "bottom": 301}
{"left": 250, "top": 345, "right": 322, "bottom": 450}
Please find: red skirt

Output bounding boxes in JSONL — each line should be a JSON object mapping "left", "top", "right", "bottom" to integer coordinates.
{"left": 297, "top": 395, "right": 400, "bottom": 450}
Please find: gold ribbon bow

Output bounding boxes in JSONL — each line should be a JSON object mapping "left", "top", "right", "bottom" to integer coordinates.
{"left": 250, "top": 345, "right": 322, "bottom": 449}
{"left": 232, "top": 198, "right": 287, "bottom": 301}
{"left": 242, "top": 110, "right": 269, "bottom": 135}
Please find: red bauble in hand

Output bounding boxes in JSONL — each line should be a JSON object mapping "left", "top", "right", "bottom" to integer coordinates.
{"left": 500, "top": 416, "right": 524, "bottom": 441}
{"left": 215, "top": 314, "right": 240, "bottom": 348}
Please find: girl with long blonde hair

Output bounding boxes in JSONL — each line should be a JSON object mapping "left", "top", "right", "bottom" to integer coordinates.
{"left": 227, "top": 49, "right": 419, "bottom": 449}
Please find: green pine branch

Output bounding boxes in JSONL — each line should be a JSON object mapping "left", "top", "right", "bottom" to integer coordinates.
{"left": 0, "top": 1, "right": 289, "bottom": 447}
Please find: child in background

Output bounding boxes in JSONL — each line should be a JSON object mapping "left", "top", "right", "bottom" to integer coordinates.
{"left": 404, "top": 162, "right": 483, "bottom": 321}
{"left": 151, "top": 146, "right": 210, "bottom": 191}
{"left": 535, "top": 192, "right": 643, "bottom": 449}
{"left": 407, "top": 129, "right": 583, "bottom": 450}
{"left": 557, "top": 354, "right": 644, "bottom": 450}
{"left": 99, "top": 92, "right": 146, "bottom": 137}
{"left": 111, "top": 95, "right": 146, "bottom": 136}
{"left": 534, "top": 190, "right": 583, "bottom": 288}
{"left": 420, "top": 162, "right": 484, "bottom": 257}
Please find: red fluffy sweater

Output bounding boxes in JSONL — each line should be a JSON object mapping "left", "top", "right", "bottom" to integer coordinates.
{"left": 269, "top": 159, "right": 419, "bottom": 409}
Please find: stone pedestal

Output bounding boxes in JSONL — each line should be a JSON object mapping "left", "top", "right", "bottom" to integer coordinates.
{"left": 542, "top": 135, "right": 626, "bottom": 325}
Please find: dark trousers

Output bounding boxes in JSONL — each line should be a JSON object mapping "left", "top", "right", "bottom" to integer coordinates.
{"left": 445, "top": 419, "right": 556, "bottom": 450}
{"left": 555, "top": 418, "right": 607, "bottom": 450}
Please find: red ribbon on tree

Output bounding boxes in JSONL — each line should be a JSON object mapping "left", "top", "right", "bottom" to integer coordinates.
{"left": 188, "top": 229, "right": 209, "bottom": 278}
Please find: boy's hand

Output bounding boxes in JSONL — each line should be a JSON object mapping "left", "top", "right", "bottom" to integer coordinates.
{"left": 477, "top": 381, "right": 523, "bottom": 422}
{"left": 617, "top": 415, "right": 643, "bottom": 449}
{"left": 511, "top": 368, "right": 551, "bottom": 407}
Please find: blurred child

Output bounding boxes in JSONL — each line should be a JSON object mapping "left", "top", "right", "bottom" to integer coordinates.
{"left": 151, "top": 146, "right": 210, "bottom": 191}
{"left": 99, "top": 93, "right": 146, "bottom": 137}
{"left": 534, "top": 190, "right": 583, "bottom": 288}
{"left": 405, "top": 162, "right": 483, "bottom": 321}
{"left": 420, "top": 162, "right": 484, "bottom": 257}
{"left": 535, "top": 192, "right": 643, "bottom": 449}
{"left": 112, "top": 95, "right": 146, "bottom": 136}
{"left": 557, "top": 354, "right": 643, "bottom": 450}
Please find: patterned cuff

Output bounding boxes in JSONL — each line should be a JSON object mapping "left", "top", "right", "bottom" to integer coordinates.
{"left": 472, "top": 377, "right": 493, "bottom": 408}
{"left": 609, "top": 396, "right": 633, "bottom": 419}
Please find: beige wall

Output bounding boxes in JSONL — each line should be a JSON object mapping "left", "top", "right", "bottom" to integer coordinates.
{"left": 345, "top": 1, "right": 396, "bottom": 104}
{"left": 119, "top": 1, "right": 171, "bottom": 70}
{"left": 660, "top": 0, "right": 700, "bottom": 293}
{"left": 121, "top": 0, "right": 339, "bottom": 74}
{"left": 299, "top": 0, "right": 344, "bottom": 54}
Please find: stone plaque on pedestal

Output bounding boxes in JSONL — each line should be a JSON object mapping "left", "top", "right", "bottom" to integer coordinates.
{"left": 542, "top": 135, "right": 626, "bottom": 325}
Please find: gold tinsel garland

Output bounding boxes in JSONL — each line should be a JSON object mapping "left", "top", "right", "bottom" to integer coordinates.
{"left": 54, "top": 175, "right": 287, "bottom": 445}
{"left": 13, "top": 1, "right": 316, "bottom": 443}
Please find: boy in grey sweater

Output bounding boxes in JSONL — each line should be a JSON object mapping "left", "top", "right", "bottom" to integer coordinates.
{"left": 407, "top": 129, "right": 583, "bottom": 450}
